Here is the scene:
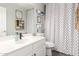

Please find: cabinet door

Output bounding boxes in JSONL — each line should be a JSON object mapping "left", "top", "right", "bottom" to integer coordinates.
{"left": 34, "top": 49, "right": 45, "bottom": 56}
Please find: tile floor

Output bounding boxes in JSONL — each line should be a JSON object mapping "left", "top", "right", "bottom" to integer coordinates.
{"left": 52, "top": 50, "right": 71, "bottom": 56}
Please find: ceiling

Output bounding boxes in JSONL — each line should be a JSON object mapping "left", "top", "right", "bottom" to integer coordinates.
{"left": 0, "top": 3, "right": 45, "bottom": 10}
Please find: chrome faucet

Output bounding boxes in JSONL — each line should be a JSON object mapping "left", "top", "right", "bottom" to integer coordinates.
{"left": 16, "top": 32, "right": 23, "bottom": 40}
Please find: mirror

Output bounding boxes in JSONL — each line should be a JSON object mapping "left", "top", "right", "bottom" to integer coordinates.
{"left": 0, "top": 6, "right": 26, "bottom": 35}
{"left": 26, "top": 9, "right": 45, "bottom": 33}
{"left": 0, "top": 6, "right": 6, "bottom": 36}
{"left": 0, "top": 3, "right": 45, "bottom": 36}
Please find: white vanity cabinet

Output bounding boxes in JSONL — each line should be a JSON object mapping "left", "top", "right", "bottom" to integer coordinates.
{"left": 32, "top": 39, "right": 46, "bottom": 56}
{"left": 4, "top": 38, "right": 46, "bottom": 56}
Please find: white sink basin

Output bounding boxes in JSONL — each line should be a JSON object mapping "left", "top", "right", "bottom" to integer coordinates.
{"left": 0, "top": 40, "right": 15, "bottom": 53}
{"left": 0, "top": 37, "right": 33, "bottom": 54}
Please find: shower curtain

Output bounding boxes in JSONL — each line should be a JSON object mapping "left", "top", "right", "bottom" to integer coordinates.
{"left": 45, "top": 3, "right": 79, "bottom": 56}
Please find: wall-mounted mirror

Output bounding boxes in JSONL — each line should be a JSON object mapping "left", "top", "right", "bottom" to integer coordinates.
{"left": 0, "top": 6, "right": 6, "bottom": 36}
{"left": 26, "top": 9, "right": 45, "bottom": 33}
{"left": 0, "top": 3, "right": 44, "bottom": 35}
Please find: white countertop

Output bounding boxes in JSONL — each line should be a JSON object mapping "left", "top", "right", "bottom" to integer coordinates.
{"left": 0, "top": 35, "right": 45, "bottom": 56}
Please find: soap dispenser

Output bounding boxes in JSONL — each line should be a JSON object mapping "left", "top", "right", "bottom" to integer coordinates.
{"left": 15, "top": 32, "right": 19, "bottom": 41}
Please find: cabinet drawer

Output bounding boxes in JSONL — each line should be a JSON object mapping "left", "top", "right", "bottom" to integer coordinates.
{"left": 33, "top": 39, "right": 45, "bottom": 50}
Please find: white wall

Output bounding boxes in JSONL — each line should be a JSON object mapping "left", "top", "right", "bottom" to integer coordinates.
{"left": 30, "top": 3, "right": 44, "bottom": 12}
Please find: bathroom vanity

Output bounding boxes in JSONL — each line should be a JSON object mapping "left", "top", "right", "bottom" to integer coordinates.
{"left": 0, "top": 35, "right": 46, "bottom": 56}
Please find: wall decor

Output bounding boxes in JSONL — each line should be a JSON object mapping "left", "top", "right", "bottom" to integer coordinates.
{"left": 15, "top": 9, "right": 23, "bottom": 19}
{"left": 15, "top": 9, "right": 24, "bottom": 30}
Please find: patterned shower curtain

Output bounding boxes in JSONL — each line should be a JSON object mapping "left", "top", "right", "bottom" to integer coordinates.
{"left": 45, "top": 3, "right": 79, "bottom": 56}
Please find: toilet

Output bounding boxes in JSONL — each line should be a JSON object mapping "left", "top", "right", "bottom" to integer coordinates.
{"left": 45, "top": 42, "right": 55, "bottom": 56}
